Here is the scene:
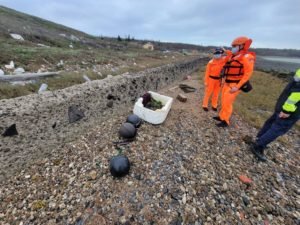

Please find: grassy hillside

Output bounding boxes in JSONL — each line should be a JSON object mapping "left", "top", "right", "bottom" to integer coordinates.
{"left": 0, "top": 5, "right": 202, "bottom": 100}
{"left": 0, "top": 5, "right": 96, "bottom": 47}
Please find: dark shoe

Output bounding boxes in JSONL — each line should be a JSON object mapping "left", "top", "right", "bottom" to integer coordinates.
{"left": 203, "top": 107, "right": 209, "bottom": 112}
{"left": 213, "top": 116, "right": 222, "bottom": 121}
{"left": 250, "top": 144, "right": 267, "bottom": 162}
{"left": 212, "top": 107, "right": 217, "bottom": 111}
{"left": 216, "top": 121, "right": 229, "bottom": 127}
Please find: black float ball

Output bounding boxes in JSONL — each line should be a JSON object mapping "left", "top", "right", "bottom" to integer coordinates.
{"left": 109, "top": 155, "right": 130, "bottom": 177}
{"left": 119, "top": 122, "right": 137, "bottom": 139}
{"left": 126, "top": 114, "right": 142, "bottom": 128}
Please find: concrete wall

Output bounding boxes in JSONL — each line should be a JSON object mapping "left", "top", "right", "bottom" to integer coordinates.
{"left": 0, "top": 58, "right": 205, "bottom": 179}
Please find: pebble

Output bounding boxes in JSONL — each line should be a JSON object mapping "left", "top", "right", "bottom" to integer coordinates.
{"left": 242, "top": 196, "right": 250, "bottom": 206}
{"left": 89, "top": 170, "right": 97, "bottom": 180}
{"left": 49, "top": 202, "right": 56, "bottom": 209}
{"left": 119, "top": 216, "right": 126, "bottom": 224}
{"left": 182, "top": 194, "right": 187, "bottom": 204}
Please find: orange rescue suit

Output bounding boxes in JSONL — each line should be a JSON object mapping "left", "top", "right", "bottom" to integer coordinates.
{"left": 202, "top": 51, "right": 231, "bottom": 109}
{"left": 219, "top": 51, "right": 255, "bottom": 124}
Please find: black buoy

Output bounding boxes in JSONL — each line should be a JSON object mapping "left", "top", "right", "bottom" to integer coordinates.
{"left": 126, "top": 114, "right": 142, "bottom": 128}
{"left": 119, "top": 122, "right": 136, "bottom": 139}
{"left": 109, "top": 155, "right": 130, "bottom": 177}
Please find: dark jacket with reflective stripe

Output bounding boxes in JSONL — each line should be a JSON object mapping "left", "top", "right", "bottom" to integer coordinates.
{"left": 275, "top": 79, "right": 300, "bottom": 117}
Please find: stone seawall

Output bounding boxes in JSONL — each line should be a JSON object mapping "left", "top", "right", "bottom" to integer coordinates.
{"left": 0, "top": 57, "right": 206, "bottom": 180}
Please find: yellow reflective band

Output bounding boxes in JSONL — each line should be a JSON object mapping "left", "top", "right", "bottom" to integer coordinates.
{"left": 296, "top": 68, "right": 300, "bottom": 78}
{"left": 283, "top": 103, "right": 297, "bottom": 112}
{"left": 283, "top": 92, "right": 300, "bottom": 112}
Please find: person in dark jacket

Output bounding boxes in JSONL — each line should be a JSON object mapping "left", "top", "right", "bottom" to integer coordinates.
{"left": 250, "top": 68, "right": 300, "bottom": 161}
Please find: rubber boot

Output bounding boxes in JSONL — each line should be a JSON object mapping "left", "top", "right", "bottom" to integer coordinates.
{"left": 251, "top": 143, "right": 267, "bottom": 162}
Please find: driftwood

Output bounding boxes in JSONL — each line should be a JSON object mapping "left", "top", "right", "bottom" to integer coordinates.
{"left": 0, "top": 71, "right": 61, "bottom": 82}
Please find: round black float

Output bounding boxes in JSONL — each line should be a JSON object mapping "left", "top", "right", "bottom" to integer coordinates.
{"left": 126, "top": 114, "right": 142, "bottom": 128}
{"left": 109, "top": 155, "right": 130, "bottom": 177}
{"left": 119, "top": 122, "right": 137, "bottom": 139}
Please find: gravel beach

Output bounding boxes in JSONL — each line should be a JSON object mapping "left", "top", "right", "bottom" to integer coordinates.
{"left": 1, "top": 72, "right": 299, "bottom": 225}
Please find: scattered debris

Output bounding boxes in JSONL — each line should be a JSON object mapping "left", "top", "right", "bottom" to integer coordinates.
{"left": 238, "top": 175, "right": 253, "bottom": 185}
{"left": 10, "top": 80, "right": 35, "bottom": 86}
{"left": 5, "top": 61, "right": 15, "bottom": 70}
{"left": 38, "top": 83, "right": 48, "bottom": 94}
{"left": 13, "top": 67, "right": 25, "bottom": 74}
{"left": 83, "top": 75, "right": 91, "bottom": 82}
{"left": 37, "top": 43, "right": 50, "bottom": 48}
{"left": 70, "top": 34, "right": 80, "bottom": 42}
{"left": 68, "top": 105, "right": 85, "bottom": 123}
{"left": 0, "top": 72, "right": 60, "bottom": 82}
{"left": 179, "top": 84, "right": 196, "bottom": 93}
{"left": 10, "top": 33, "right": 24, "bottom": 41}
{"left": 168, "top": 86, "right": 179, "bottom": 92}
{"left": 177, "top": 94, "right": 187, "bottom": 102}
{"left": 1, "top": 72, "right": 299, "bottom": 225}
{"left": 57, "top": 60, "right": 64, "bottom": 67}
{"left": 112, "top": 140, "right": 132, "bottom": 146}
{"left": 2, "top": 124, "right": 18, "bottom": 137}
{"left": 183, "top": 75, "right": 192, "bottom": 80}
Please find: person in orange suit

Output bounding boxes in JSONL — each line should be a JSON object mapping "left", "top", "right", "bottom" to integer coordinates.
{"left": 202, "top": 48, "right": 232, "bottom": 111}
{"left": 214, "top": 36, "right": 256, "bottom": 127}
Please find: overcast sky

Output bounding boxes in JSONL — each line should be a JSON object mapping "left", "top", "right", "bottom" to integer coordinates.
{"left": 1, "top": 0, "right": 299, "bottom": 49}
